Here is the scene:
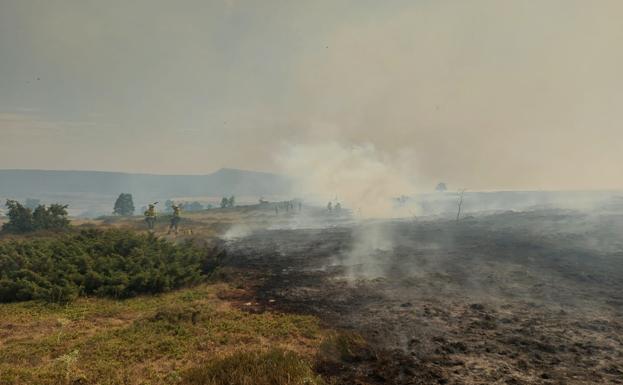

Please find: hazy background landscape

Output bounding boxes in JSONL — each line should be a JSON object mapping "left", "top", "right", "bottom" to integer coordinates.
{"left": 1, "top": 1, "right": 623, "bottom": 384}
{"left": 1, "top": 167, "right": 621, "bottom": 218}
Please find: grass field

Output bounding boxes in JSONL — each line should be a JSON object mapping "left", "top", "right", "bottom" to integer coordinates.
{"left": 0, "top": 283, "right": 325, "bottom": 385}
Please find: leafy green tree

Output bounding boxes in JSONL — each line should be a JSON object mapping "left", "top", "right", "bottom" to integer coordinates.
{"left": 113, "top": 193, "right": 135, "bottom": 216}
{"left": 2, "top": 200, "right": 69, "bottom": 233}
{"left": 228, "top": 196, "right": 235, "bottom": 208}
{"left": 33, "top": 203, "right": 70, "bottom": 230}
{"left": 220, "top": 197, "right": 229, "bottom": 208}
{"left": 2, "top": 200, "right": 34, "bottom": 232}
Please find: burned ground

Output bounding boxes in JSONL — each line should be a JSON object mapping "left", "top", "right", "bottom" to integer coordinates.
{"left": 219, "top": 210, "right": 623, "bottom": 384}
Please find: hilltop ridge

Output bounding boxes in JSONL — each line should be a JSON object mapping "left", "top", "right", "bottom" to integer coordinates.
{"left": 0, "top": 168, "right": 291, "bottom": 198}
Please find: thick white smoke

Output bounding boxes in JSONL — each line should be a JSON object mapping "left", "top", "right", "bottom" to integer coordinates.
{"left": 278, "top": 142, "right": 417, "bottom": 218}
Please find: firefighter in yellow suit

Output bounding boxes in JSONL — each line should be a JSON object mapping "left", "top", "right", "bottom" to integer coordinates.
{"left": 168, "top": 204, "right": 181, "bottom": 234}
{"left": 144, "top": 203, "right": 156, "bottom": 230}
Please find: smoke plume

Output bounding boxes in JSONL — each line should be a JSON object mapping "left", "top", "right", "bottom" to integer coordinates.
{"left": 278, "top": 142, "right": 417, "bottom": 218}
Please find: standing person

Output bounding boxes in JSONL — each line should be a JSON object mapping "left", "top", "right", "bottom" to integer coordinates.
{"left": 144, "top": 203, "right": 157, "bottom": 230}
{"left": 168, "top": 203, "right": 181, "bottom": 234}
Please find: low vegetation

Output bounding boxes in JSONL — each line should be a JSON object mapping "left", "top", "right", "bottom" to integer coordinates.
{"left": 0, "top": 208, "right": 360, "bottom": 384}
{"left": 182, "top": 349, "right": 324, "bottom": 385}
{"left": 0, "top": 229, "right": 216, "bottom": 303}
{"left": 0, "top": 284, "right": 324, "bottom": 385}
{"left": 317, "top": 332, "right": 371, "bottom": 364}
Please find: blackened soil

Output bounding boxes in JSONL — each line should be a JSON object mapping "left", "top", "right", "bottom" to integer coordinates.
{"left": 219, "top": 211, "right": 623, "bottom": 384}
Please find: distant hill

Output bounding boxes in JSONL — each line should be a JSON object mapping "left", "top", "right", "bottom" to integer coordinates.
{"left": 0, "top": 168, "right": 291, "bottom": 199}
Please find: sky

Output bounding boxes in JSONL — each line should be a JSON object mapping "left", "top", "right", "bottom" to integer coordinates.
{"left": 1, "top": 0, "right": 622, "bottom": 191}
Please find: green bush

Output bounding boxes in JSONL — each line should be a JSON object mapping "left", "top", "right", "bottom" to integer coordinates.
{"left": 0, "top": 229, "right": 216, "bottom": 303}
{"left": 182, "top": 349, "right": 324, "bottom": 385}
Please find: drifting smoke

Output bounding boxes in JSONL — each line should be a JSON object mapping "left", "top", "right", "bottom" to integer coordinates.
{"left": 222, "top": 223, "right": 254, "bottom": 241}
{"left": 277, "top": 141, "right": 419, "bottom": 279}
{"left": 278, "top": 142, "right": 417, "bottom": 218}
{"left": 345, "top": 222, "right": 396, "bottom": 279}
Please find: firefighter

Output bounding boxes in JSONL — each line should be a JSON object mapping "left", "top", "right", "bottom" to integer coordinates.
{"left": 168, "top": 203, "right": 181, "bottom": 234}
{"left": 144, "top": 203, "right": 157, "bottom": 230}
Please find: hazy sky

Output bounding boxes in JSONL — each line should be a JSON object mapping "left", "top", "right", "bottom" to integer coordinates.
{"left": 1, "top": 0, "right": 622, "bottom": 190}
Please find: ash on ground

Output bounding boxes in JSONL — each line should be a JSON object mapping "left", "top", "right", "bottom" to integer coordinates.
{"left": 220, "top": 208, "right": 623, "bottom": 384}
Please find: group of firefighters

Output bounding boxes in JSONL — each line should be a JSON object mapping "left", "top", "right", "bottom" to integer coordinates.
{"left": 327, "top": 201, "right": 342, "bottom": 211}
{"left": 144, "top": 198, "right": 339, "bottom": 234}
{"left": 144, "top": 202, "right": 181, "bottom": 234}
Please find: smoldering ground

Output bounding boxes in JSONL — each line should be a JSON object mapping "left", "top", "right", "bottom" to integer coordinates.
{"left": 270, "top": 141, "right": 622, "bottom": 282}
{"left": 213, "top": 145, "right": 623, "bottom": 383}
{"left": 219, "top": 204, "right": 623, "bottom": 384}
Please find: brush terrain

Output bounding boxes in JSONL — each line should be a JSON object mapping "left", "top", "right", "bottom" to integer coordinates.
{"left": 1, "top": 203, "right": 622, "bottom": 384}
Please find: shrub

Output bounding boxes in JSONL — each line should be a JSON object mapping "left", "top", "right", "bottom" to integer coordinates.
{"left": 0, "top": 229, "right": 216, "bottom": 303}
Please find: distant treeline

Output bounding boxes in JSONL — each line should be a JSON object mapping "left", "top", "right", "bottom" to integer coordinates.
{"left": 0, "top": 229, "right": 218, "bottom": 303}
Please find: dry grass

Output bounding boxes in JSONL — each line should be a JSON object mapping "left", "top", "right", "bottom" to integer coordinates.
{"left": 72, "top": 205, "right": 301, "bottom": 240}
{"left": 181, "top": 349, "right": 324, "bottom": 385}
{"left": 0, "top": 284, "right": 325, "bottom": 385}
{"left": 316, "top": 332, "right": 371, "bottom": 364}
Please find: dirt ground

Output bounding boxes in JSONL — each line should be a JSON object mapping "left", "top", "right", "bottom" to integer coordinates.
{"left": 216, "top": 209, "right": 623, "bottom": 384}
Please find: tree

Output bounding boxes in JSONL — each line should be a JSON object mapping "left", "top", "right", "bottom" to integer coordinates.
{"left": 2, "top": 200, "right": 69, "bottom": 233}
{"left": 435, "top": 182, "right": 448, "bottom": 193}
{"left": 220, "top": 197, "right": 229, "bottom": 209}
{"left": 2, "top": 200, "right": 34, "bottom": 232}
{"left": 456, "top": 189, "right": 466, "bottom": 222}
{"left": 33, "top": 203, "right": 70, "bottom": 229}
{"left": 113, "top": 193, "right": 135, "bottom": 216}
{"left": 228, "top": 196, "right": 235, "bottom": 208}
